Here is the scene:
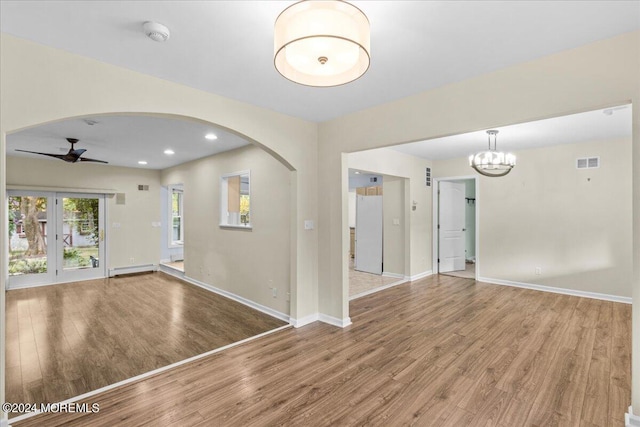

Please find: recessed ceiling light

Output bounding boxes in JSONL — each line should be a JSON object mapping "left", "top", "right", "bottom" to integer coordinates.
{"left": 138, "top": 160, "right": 148, "bottom": 165}
{"left": 354, "top": 171, "right": 361, "bottom": 174}
{"left": 164, "top": 149, "right": 175, "bottom": 155}
{"left": 205, "top": 133, "right": 218, "bottom": 140}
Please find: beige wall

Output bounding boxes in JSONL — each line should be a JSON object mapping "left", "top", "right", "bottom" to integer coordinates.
{"left": 6, "top": 156, "right": 162, "bottom": 269}
{"left": 434, "top": 137, "right": 632, "bottom": 298}
{"left": 320, "top": 30, "right": 638, "bottom": 315}
{"left": 162, "top": 145, "right": 291, "bottom": 315}
{"left": 382, "top": 177, "right": 406, "bottom": 276}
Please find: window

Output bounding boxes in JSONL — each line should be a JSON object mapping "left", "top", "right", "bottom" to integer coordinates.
{"left": 169, "top": 185, "right": 184, "bottom": 246}
{"left": 220, "top": 170, "right": 251, "bottom": 228}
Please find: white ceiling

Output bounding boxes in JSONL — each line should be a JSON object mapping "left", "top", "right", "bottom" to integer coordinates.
{"left": 7, "top": 115, "right": 250, "bottom": 169}
{"left": 2, "top": 2, "right": 638, "bottom": 169}
{"left": 1, "top": 1, "right": 638, "bottom": 123}
{"left": 391, "top": 104, "right": 632, "bottom": 161}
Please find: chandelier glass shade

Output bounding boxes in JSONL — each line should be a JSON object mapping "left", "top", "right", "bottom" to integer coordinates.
{"left": 469, "top": 130, "right": 516, "bottom": 177}
{"left": 274, "top": 0, "right": 370, "bottom": 87}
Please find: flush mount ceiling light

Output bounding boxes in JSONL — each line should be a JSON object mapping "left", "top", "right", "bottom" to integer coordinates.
{"left": 164, "top": 149, "right": 175, "bottom": 155}
{"left": 274, "top": 0, "right": 370, "bottom": 87}
{"left": 469, "top": 130, "right": 516, "bottom": 177}
{"left": 205, "top": 133, "right": 218, "bottom": 140}
{"left": 138, "top": 160, "right": 148, "bottom": 165}
{"left": 143, "top": 21, "right": 170, "bottom": 42}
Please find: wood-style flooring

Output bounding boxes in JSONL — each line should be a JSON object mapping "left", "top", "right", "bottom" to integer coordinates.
{"left": 12, "top": 274, "right": 630, "bottom": 426}
{"left": 5, "top": 272, "right": 286, "bottom": 418}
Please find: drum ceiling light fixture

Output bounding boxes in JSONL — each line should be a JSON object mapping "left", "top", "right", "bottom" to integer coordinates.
{"left": 469, "top": 130, "right": 516, "bottom": 177}
{"left": 274, "top": 0, "right": 370, "bottom": 87}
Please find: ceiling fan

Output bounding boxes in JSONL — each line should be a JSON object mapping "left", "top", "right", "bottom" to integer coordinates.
{"left": 16, "top": 138, "right": 108, "bottom": 164}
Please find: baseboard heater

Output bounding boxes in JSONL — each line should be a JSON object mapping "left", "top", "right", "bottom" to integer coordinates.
{"left": 108, "top": 264, "right": 158, "bottom": 277}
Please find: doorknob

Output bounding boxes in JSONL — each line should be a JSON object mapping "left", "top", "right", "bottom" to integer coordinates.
{"left": 462, "top": 228, "right": 466, "bottom": 231}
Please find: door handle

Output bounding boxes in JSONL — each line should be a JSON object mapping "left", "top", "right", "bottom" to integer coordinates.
{"left": 462, "top": 228, "right": 466, "bottom": 232}
{"left": 100, "top": 229, "right": 104, "bottom": 241}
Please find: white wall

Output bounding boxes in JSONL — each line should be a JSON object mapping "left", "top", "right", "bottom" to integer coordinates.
{"left": 161, "top": 144, "right": 291, "bottom": 315}
{"left": 6, "top": 156, "right": 162, "bottom": 269}
{"left": 434, "top": 137, "right": 632, "bottom": 298}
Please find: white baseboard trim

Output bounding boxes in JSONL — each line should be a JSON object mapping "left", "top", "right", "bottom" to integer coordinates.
{"left": 182, "top": 275, "right": 290, "bottom": 323}
{"left": 408, "top": 270, "right": 433, "bottom": 281}
{"left": 108, "top": 264, "right": 157, "bottom": 277}
{"left": 349, "top": 278, "right": 409, "bottom": 301}
{"left": 319, "top": 314, "right": 352, "bottom": 328}
{"left": 627, "top": 406, "right": 640, "bottom": 426}
{"left": 478, "top": 276, "right": 632, "bottom": 304}
{"left": 6, "top": 324, "right": 291, "bottom": 425}
{"left": 290, "top": 313, "right": 319, "bottom": 328}
{"left": 1, "top": 417, "right": 10, "bottom": 427}
{"left": 158, "top": 264, "right": 185, "bottom": 279}
{"left": 382, "top": 272, "right": 404, "bottom": 279}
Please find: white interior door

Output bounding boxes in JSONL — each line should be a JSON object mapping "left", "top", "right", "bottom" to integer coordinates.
{"left": 439, "top": 181, "right": 466, "bottom": 273}
{"left": 355, "top": 194, "right": 383, "bottom": 275}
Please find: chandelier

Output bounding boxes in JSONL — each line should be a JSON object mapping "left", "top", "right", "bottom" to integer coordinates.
{"left": 274, "top": 0, "right": 371, "bottom": 87}
{"left": 469, "top": 130, "right": 516, "bottom": 177}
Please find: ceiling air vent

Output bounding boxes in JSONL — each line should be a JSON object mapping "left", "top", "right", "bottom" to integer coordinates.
{"left": 576, "top": 157, "right": 599, "bottom": 169}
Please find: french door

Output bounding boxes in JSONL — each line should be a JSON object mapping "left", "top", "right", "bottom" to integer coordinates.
{"left": 7, "top": 191, "right": 106, "bottom": 289}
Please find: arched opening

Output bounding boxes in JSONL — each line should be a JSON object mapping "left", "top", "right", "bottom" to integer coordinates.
{"left": 3, "top": 112, "right": 297, "bottom": 418}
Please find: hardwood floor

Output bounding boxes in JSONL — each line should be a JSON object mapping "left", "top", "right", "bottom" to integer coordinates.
{"left": 5, "top": 272, "right": 286, "bottom": 418}
{"left": 11, "top": 274, "right": 630, "bottom": 426}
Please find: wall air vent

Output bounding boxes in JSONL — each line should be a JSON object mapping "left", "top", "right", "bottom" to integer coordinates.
{"left": 576, "top": 157, "right": 599, "bottom": 169}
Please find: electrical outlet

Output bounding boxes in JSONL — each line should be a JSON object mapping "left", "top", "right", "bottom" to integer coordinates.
{"left": 535, "top": 267, "right": 542, "bottom": 275}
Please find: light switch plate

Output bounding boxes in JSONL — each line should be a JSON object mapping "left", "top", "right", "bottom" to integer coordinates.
{"left": 304, "top": 220, "right": 314, "bottom": 230}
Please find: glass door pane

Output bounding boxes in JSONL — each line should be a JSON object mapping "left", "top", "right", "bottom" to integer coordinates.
{"left": 57, "top": 194, "right": 105, "bottom": 282}
{"left": 7, "top": 192, "right": 55, "bottom": 288}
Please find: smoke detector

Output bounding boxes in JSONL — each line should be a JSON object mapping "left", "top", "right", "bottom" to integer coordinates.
{"left": 143, "top": 21, "right": 170, "bottom": 42}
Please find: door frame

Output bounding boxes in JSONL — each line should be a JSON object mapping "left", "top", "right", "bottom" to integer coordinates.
{"left": 56, "top": 193, "right": 107, "bottom": 284}
{"left": 6, "top": 190, "right": 108, "bottom": 290}
{"left": 432, "top": 175, "right": 479, "bottom": 279}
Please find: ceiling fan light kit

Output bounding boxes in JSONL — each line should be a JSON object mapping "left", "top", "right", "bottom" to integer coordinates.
{"left": 274, "top": 0, "right": 370, "bottom": 87}
{"left": 469, "top": 130, "right": 516, "bottom": 177}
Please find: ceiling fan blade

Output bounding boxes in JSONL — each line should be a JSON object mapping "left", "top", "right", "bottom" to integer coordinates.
{"left": 79, "top": 157, "right": 109, "bottom": 164}
{"left": 71, "top": 148, "right": 87, "bottom": 156}
{"left": 15, "top": 149, "right": 69, "bottom": 161}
